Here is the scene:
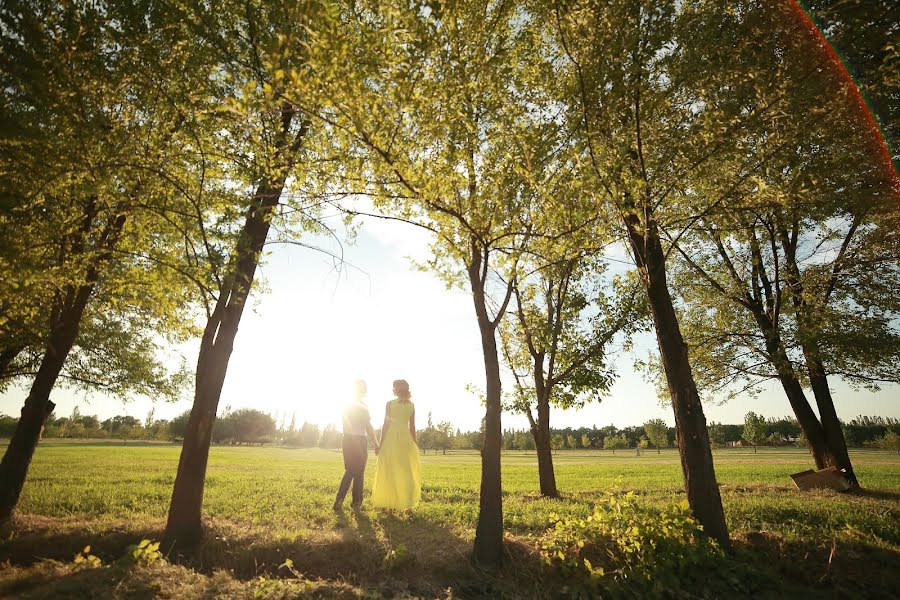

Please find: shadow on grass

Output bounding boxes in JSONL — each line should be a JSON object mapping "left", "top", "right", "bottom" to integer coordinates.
{"left": 737, "top": 531, "right": 900, "bottom": 599}
{"left": 0, "top": 514, "right": 498, "bottom": 598}
{"left": 849, "top": 487, "right": 900, "bottom": 503}
{"left": 4, "top": 513, "right": 898, "bottom": 599}
{"left": 0, "top": 562, "right": 163, "bottom": 600}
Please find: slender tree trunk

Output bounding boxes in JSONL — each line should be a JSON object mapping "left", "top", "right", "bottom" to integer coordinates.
{"left": 533, "top": 429, "right": 558, "bottom": 498}
{"left": 804, "top": 351, "right": 857, "bottom": 485}
{"left": 527, "top": 386, "right": 558, "bottom": 498}
{"left": 777, "top": 220, "right": 857, "bottom": 485}
{"left": 469, "top": 244, "right": 504, "bottom": 568}
{"left": 623, "top": 213, "right": 730, "bottom": 549}
{"left": 163, "top": 106, "right": 305, "bottom": 551}
{"left": 163, "top": 180, "right": 286, "bottom": 550}
{"left": 751, "top": 311, "right": 833, "bottom": 469}
{"left": 0, "top": 212, "right": 126, "bottom": 521}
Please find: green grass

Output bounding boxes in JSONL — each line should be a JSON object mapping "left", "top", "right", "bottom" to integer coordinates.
{"left": 1, "top": 442, "right": 898, "bottom": 598}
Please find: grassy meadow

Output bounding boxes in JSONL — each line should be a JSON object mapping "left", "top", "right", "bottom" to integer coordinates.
{"left": 0, "top": 441, "right": 898, "bottom": 598}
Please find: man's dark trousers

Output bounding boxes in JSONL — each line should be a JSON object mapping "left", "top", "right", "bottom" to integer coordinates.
{"left": 335, "top": 434, "right": 368, "bottom": 507}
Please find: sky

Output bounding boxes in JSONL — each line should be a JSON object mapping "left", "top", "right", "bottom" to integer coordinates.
{"left": 2, "top": 213, "right": 898, "bottom": 431}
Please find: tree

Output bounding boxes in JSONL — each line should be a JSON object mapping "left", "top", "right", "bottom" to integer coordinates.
{"left": 644, "top": 419, "right": 670, "bottom": 454}
{"left": 665, "top": 1, "right": 899, "bottom": 489}
{"left": 707, "top": 422, "right": 726, "bottom": 452}
{"left": 168, "top": 411, "right": 191, "bottom": 442}
{"left": 580, "top": 434, "right": 591, "bottom": 450}
{"left": 873, "top": 431, "right": 900, "bottom": 454}
{"left": 298, "top": 422, "right": 320, "bottom": 448}
{"left": 743, "top": 412, "right": 767, "bottom": 453}
{"left": 603, "top": 434, "right": 629, "bottom": 454}
{"left": 0, "top": 415, "right": 17, "bottom": 438}
{"left": 551, "top": 434, "right": 564, "bottom": 453}
{"left": 434, "top": 421, "right": 454, "bottom": 455}
{"left": 551, "top": 0, "right": 739, "bottom": 547}
{"left": 501, "top": 247, "right": 640, "bottom": 497}
{"left": 335, "top": 0, "right": 555, "bottom": 566}
{"left": 163, "top": 0, "right": 337, "bottom": 549}
{"left": 0, "top": 0, "right": 207, "bottom": 520}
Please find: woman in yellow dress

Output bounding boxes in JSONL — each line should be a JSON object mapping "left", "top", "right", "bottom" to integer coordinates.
{"left": 372, "top": 379, "right": 421, "bottom": 510}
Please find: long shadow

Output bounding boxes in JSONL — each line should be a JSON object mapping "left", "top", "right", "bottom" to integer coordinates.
{"left": 0, "top": 512, "right": 560, "bottom": 599}
{"left": 0, "top": 515, "right": 457, "bottom": 596}
{"left": 736, "top": 532, "right": 900, "bottom": 599}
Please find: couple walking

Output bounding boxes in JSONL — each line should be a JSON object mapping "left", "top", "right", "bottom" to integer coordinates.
{"left": 333, "top": 379, "right": 421, "bottom": 511}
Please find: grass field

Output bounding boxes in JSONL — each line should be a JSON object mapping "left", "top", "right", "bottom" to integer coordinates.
{"left": 1, "top": 442, "right": 898, "bottom": 598}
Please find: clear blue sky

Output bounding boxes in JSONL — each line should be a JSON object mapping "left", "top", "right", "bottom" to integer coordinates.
{"left": 2, "top": 214, "right": 897, "bottom": 430}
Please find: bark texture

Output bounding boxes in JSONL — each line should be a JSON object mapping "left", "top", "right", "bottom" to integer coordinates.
{"left": 623, "top": 212, "right": 730, "bottom": 549}
{"left": 531, "top": 398, "right": 558, "bottom": 498}
{"left": 469, "top": 241, "right": 505, "bottom": 568}
{"left": 163, "top": 107, "right": 305, "bottom": 550}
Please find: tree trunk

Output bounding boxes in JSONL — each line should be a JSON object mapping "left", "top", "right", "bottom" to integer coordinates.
{"left": 804, "top": 352, "right": 857, "bottom": 485}
{"left": 469, "top": 244, "right": 504, "bottom": 568}
{"left": 532, "top": 427, "right": 558, "bottom": 498}
{"left": 529, "top": 389, "right": 558, "bottom": 498}
{"left": 623, "top": 213, "right": 730, "bottom": 550}
{"left": 163, "top": 105, "right": 304, "bottom": 551}
{"left": 163, "top": 180, "right": 286, "bottom": 551}
{"left": 776, "top": 214, "right": 857, "bottom": 485}
{"left": 756, "top": 318, "right": 834, "bottom": 470}
{"left": 0, "top": 213, "right": 126, "bottom": 521}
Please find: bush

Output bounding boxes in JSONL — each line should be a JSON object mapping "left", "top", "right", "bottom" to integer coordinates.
{"left": 541, "top": 492, "right": 723, "bottom": 596}
{"left": 870, "top": 430, "right": 900, "bottom": 454}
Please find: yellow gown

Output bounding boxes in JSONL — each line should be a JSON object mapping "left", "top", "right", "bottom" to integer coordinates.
{"left": 373, "top": 399, "right": 421, "bottom": 510}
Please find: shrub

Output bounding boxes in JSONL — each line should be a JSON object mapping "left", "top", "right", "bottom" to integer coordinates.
{"left": 541, "top": 492, "right": 723, "bottom": 596}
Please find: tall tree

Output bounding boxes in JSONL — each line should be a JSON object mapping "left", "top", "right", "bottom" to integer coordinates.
{"left": 667, "top": 0, "right": 900, "bottom": 485}
{"left": 323, "top": 0, "right": 562, "bottom": 566}
{"left": 0, "top": 0, "right": 210, "bottom": 520}
{"left": 551, "top": 0, "right": 740, "bottom": 547}
{"left": 161, "top": 0, "right": 334, "bottom": 549}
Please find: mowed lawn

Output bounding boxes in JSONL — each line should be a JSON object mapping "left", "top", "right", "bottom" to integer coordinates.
{"left": 1, "top": 442, "right": 899, "bottom": 598}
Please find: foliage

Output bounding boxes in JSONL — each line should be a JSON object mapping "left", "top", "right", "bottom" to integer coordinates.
{"left": 167, "top": 411, "right": 191, "bottom": 441}
{"left": 871, "top": 430, "right": 900, "bottom": 454}
{"left": 743, "top": 412, "right": 768, "bottom": 451}
{"left": 541, "top": 493, "right": 723, "bottom": 595}
{"left": 0, "top": 0, "right": 217, "bottom": 400}
{"left": 643, "top": 419, "right": 669, "bottom": 453}
{"left": 117, "top": 539, "right": 164, "bottom": 568}
{"left": 318, "top": 425, "right": 341, "bottom": 449}
{"left": 551, "top": 434, "right": 564, "bottom": 452}
{"left": 71, "top": 546, "right": 102, "bottom": 570}
{"left": 665, "top": 0, "right": 900, "bottom": 412}
{"left": 707, "top": 422, "right": 726, "bottom": 450}
{"left": 602, "top": 434, "right": 629, "bottom": 452}
{"left": 213, "top": 409, "right": 277, "bottom": 445}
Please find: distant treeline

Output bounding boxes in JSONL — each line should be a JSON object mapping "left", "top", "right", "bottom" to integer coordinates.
{"left": 496, "top": 415, "right": 900, "bottom": 452}
{"left": 0, "top": 410, "right": 897, "bottom": 452}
